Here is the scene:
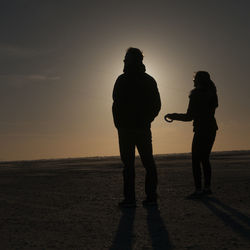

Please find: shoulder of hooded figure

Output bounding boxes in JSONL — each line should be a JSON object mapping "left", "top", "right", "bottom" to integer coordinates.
{"left": 115, "top": 74, "right": 125, "bottom": 81}
{"left": 114, "top": 74, "right": 127, "bottom": 86}
{"left": 143, "top": 73, "right": 158, "bottom": 87}
{"left": 144, "top": 73, "right": 156, "bottom": 81}
{"left": 189, "top": 88, "right": 198, "bottom": 98}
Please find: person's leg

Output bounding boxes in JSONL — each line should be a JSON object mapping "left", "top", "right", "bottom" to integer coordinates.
{"left": 118, "top": 129, "right": 136, "bottom": 202}
{"left": 136, "top": 129, "right": 158, "bottom": 201}
{"left": 201, "top": 157, "right": 211, "bottom": 188}
{"left": 201, "top": 131, "right": 216, "bottom": 189}
{"left": 192, "top": 133, "right": 202, "bottom": 191}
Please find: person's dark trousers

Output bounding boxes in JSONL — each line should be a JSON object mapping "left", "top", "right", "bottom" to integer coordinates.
{"left": 192, "top": 130, "right": 216, "bottom": 190}
{"left": 118, "top": 128, "right": 158, "bottom": 201}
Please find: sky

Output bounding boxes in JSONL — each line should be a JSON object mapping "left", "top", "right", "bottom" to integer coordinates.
{"left": 0, "top": 0, "right": 250, "bottom": 161}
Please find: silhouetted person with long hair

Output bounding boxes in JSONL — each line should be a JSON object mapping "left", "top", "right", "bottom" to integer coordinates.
{"left": 112, "top": 48, "right": 161, "bottom": 207}
{"left": 165, "top": 71, "right": 218, "bottom": 198}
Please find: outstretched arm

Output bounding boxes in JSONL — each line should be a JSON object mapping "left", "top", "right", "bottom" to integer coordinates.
{"left": 165, "top": 94, "right": 195, "bottom": 122}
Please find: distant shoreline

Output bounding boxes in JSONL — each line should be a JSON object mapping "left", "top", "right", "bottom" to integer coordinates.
{"left": 1, "top": 150, "right": 250, "bottom": 164}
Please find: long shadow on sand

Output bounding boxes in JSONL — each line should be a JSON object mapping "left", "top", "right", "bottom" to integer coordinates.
{"left": 201, "top": 197, "right": 250, "bottom": 241}
{"left": 110, "top": 206, "right": 172, "bottom": 250}
{"left": 110, "top": 208, "right": 136, "bottom": 250}
{"left": 146, "top": 206, "right": 172, "bottom": 249}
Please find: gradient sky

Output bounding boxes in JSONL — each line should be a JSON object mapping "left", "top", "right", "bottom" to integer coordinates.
{"left": 1, "top": 0, "right": 250, "bottom": 161}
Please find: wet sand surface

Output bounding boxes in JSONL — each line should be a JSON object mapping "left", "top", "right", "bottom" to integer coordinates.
{"left": 0, "top": 151, "right": 249, "bottom": 249}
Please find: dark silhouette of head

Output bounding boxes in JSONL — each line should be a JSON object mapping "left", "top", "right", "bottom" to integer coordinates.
{"left": 193, "top": 71, "right": 216, "bottom": 92}
{"left": 124, "top": 47, "right": 143, "bottom": 65}
{"left": 123, "top": 47, "right": 145, "bottom": 73}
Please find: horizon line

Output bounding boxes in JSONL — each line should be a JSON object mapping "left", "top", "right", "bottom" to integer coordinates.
{"left": 1, "top": 149, "right": 250, "bottom": 164}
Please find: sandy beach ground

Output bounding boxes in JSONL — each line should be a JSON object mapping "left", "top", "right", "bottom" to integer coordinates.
{"left": 0, "top": 151, "right": 249, "bottom": 249}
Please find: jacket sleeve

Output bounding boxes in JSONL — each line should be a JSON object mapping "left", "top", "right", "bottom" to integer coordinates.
{"left": 150, "top": 81, "right": 161, "bottom": 121}
{"left": 169, "top": 95, "right": 194, "bottom": 121}
{"left": 112, "top": 77, "right": 122, "bottom": 128}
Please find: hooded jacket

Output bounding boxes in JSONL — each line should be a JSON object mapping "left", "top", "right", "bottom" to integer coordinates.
{"left": 112, "top": 63, "right": 161, "bottom": 129}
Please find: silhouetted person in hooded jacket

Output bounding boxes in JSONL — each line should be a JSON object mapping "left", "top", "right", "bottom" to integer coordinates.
{"left": 112, "top": 48, "right": 161, "bottom": 207}
{"left": 165, "top": 71, "right": 218, "bottom": 198}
